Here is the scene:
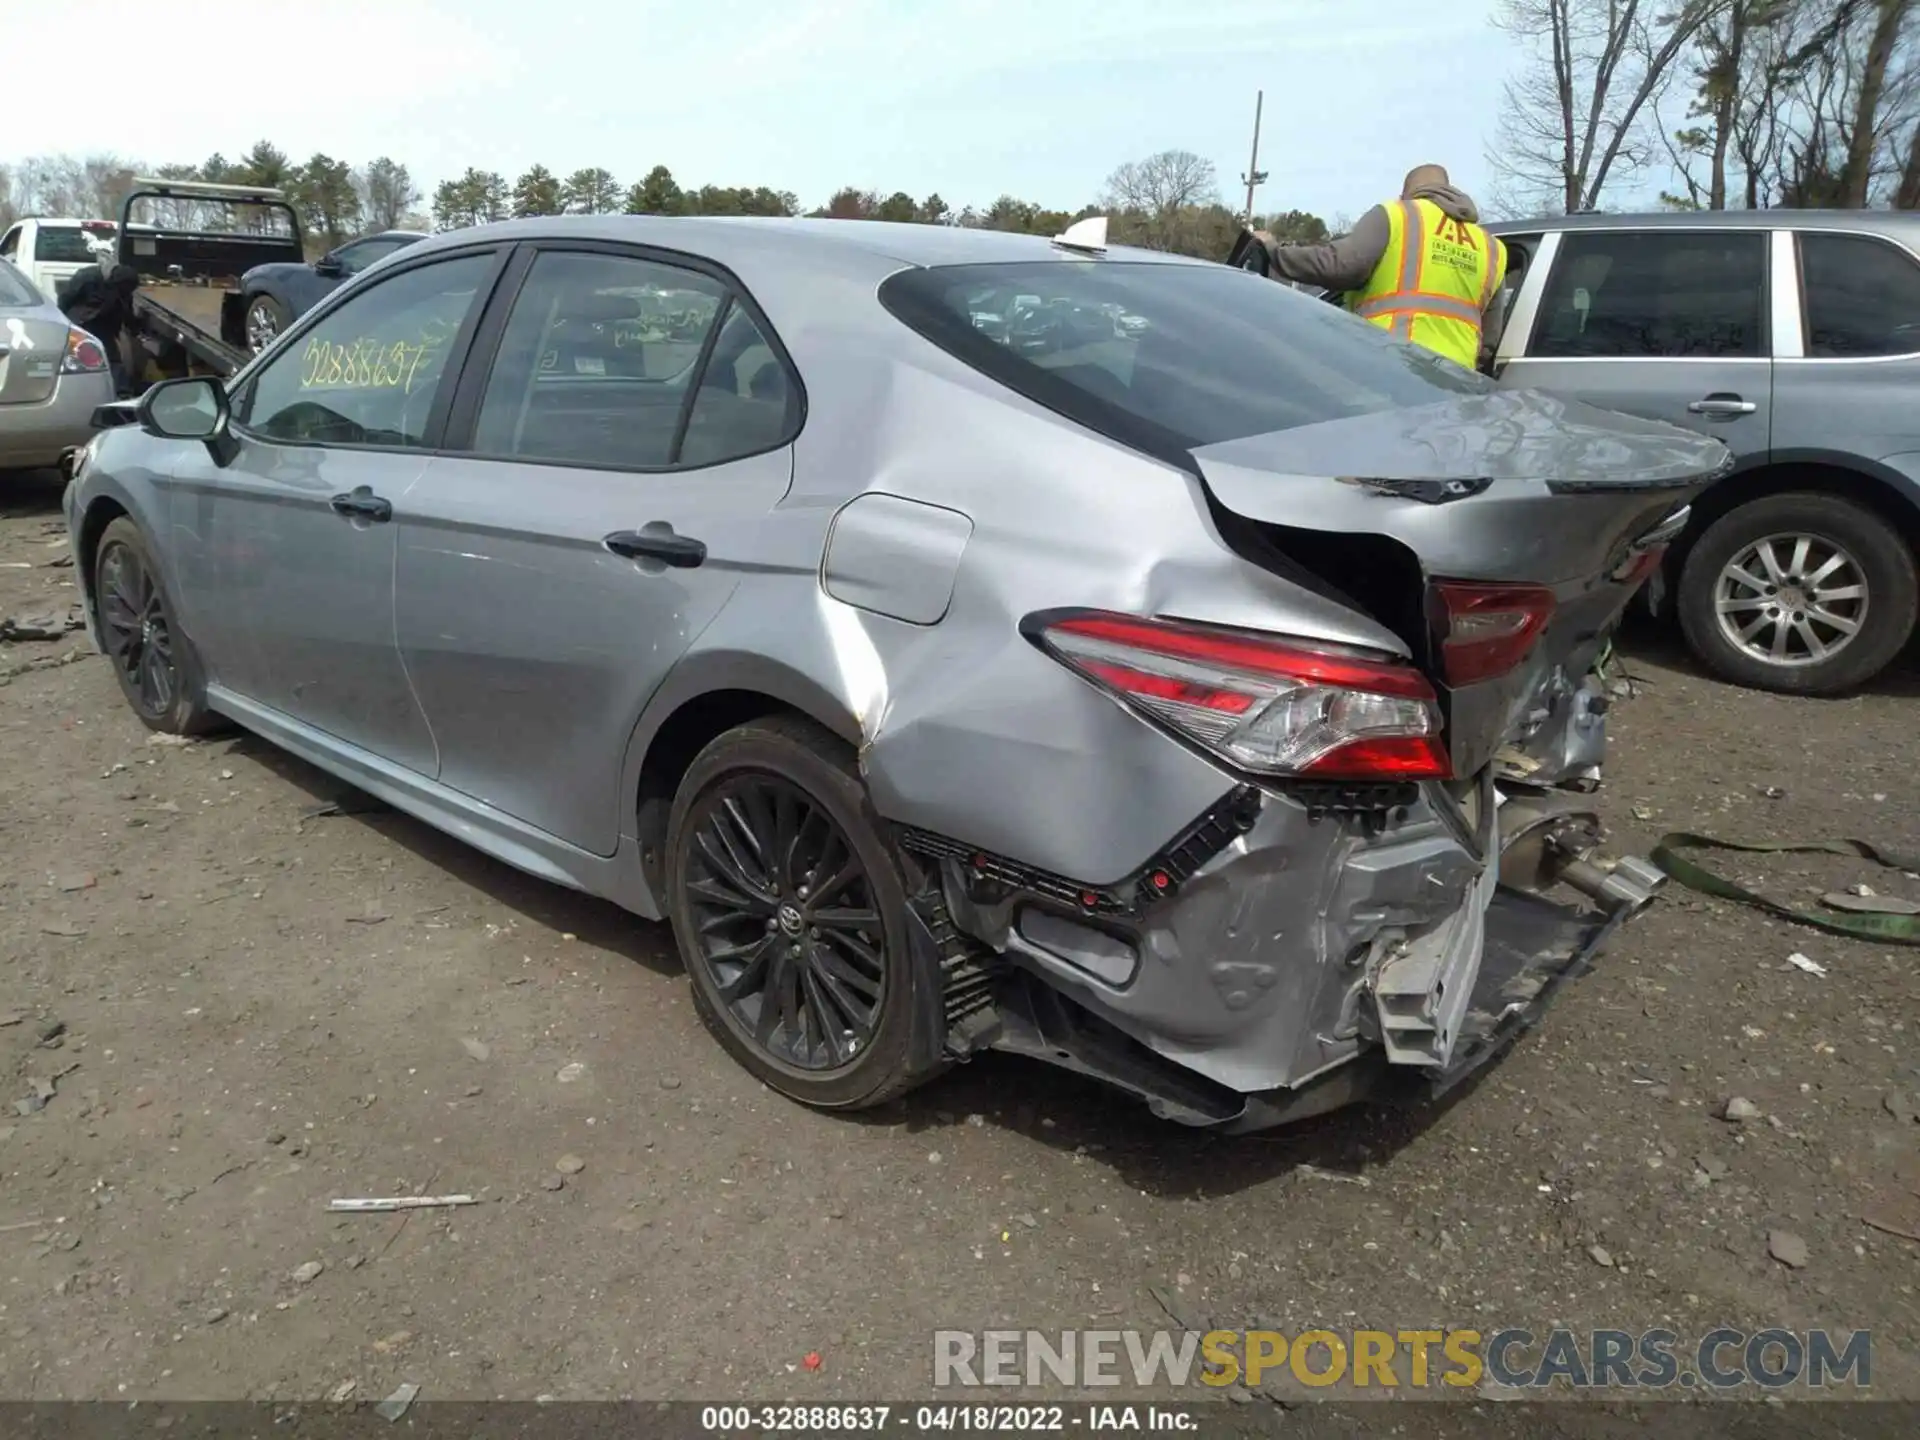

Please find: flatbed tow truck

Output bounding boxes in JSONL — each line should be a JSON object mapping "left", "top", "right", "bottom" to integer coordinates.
{"left": 114, "top": 176, "right": 305, "bottom": 390}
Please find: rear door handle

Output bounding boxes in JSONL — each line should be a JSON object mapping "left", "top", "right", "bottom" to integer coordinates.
{"left": 603, "top": 527, "right": 706, "bottom": 567}
{"left": 328, "top": 486, "right": 392, "bottom": 522}
{"left": 1687, "top": 394, "right": 1757, "bottom": 417}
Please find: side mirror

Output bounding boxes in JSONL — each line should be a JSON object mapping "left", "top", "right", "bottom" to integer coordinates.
{"left": 138, "top": 376, "right": 239, "bottom": 466}
{"left": 314, "top": 254, "right": 345, "bottom": 277}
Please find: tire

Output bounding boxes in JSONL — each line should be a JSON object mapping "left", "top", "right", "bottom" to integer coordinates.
{"left": 664, "top": 715, "right": 943, "bottom": 1111}
{"left": 1676, "top": 492, "right": 1917, "bottom": 696}
{"left": 243, "top": 294, "right": 290, "bottom": 354}
{"left": 93, "top": 517, "right": 223, "bottom": 735}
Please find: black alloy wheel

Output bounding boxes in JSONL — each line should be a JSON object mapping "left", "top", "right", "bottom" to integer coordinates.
{"left": 92, "top": 517, "right": 221, "bottom": 735}
{"left": 665, "top": 716, "right": 943, "bottom": 1110}
{"left": 684, "top": 771, "right": 887, "bottom": 1071}
{"left": 99, "top": 536, "right": 177, "bottom": 720}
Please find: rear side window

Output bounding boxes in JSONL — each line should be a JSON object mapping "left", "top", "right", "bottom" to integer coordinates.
{"left": 1531, "top": 230, "right": 1767, "bottom": 359}
{"left": 34, "top": 227, "right": 100, "bottom": 263}
{"left": 470, "top": 250, "right": 730, "bottom": 468}
{"left": 1800, "top": 233, "right": 1920, "bottom": 358}
{"left": 879, "top": 260, "right": 1488, "bottom": 459}
{"left": 0, "top": 260, "right": 39, "bottom": 307}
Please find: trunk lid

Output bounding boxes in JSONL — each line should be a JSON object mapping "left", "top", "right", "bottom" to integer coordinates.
{"left": 1189, "top": 387, "right": 1730, "bottom": 776}
{"left": 0, "top": 311, "right": 67, "bottom": 406}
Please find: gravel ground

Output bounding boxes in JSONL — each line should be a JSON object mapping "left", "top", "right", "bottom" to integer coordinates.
{"left": 2, "top": 467, "right": 1917, "bottom": 1414}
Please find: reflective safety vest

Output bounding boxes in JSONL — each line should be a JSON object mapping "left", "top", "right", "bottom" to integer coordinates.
{"left": 1343, "top": 198, "right": 1507, "bottom": 369}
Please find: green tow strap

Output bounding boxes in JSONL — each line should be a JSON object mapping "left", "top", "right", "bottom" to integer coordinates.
{"left": 1650, "top": 833, "right": 1920, "bottom": 945}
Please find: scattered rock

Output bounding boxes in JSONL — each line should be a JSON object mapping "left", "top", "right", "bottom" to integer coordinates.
{"left": 555, "top": 1154, "right": 586, "bottom": 1175}
{"left": 1768, "top": 1230, "right": 1809, "bottom": 1269}
{"left": 1588, "top": 1244, "right": 1614, "bottom": 1268}
{"left": 36, "top": 1020, "right": 66, "bottom": 1048}
{"left": 1884, "top": 1092, "right": 1919, "bottom": 1124}
{"left": 541, "top": 1175, "right": 566, "bottom": 1192}
{"left": 1015, "top": 1213, "right": 1038, "bottom": 1229}
{"left": 1718, "top": 1097, "right": 1763, "bottom": 1123}
{"left": 264, "top": 1131, "right": 287, "bottom": 1146}
{"left": 291, "top": 1260, "right": 325, "bottom": 1285}
{"left": 52, "top": 1232, "right": 81, "bottom": 1252}
{"left": 658, "top": 1075, "right": 682, "bottom": 1090}
{"left": 56, "top": 874, "right": 95, "bottom": 893}
{"left": 371, "top": 1330, "right": 413, "bottom": 1354}
{"left": 461, "top": 1038, "right": 490, "bottom": 1062}
{"left": 375, "top": 1383, "right": 419, "bottom": 1422}
{"left": 0, "top": 607, "right": 85, "bottom": 643}
{"left": 203, "top": 1306, "right": 229, "bottom": 1326}
{"left": 329, "top": 1380, "right": 357, "bottom": 1404}
{"left": 556, "top": 1063, "right": 585, "bottom": 1083}
{"left": 1696, "top": 1155, "right": 1730, "bottom": 1180}
{"left": 927, "top": 1151, "right": 943, "bottom": 1165}
{"left": 0, "top": 1012, "right": 23, "bottom": 1028}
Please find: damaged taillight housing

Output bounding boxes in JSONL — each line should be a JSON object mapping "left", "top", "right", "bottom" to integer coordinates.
{"left": 1026, "top": 611, "right": 1451, "bottom": 781}
{"left": 1428, "top": 580, "right": 1556, "bottom": 687}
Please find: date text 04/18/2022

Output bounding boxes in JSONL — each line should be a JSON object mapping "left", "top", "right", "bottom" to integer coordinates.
{"left": 698, "top": 1404, "right": 1202, "bottom": 1432}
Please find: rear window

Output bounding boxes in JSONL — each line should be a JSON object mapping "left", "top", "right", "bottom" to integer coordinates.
{"left": 0, "top": 259, "right": 40, "bottom": 307}
{"left": 878, "top": 260, "right": 1490, "bottom": 459}
{"left": 33, "top": 226, "right": 106, "bottom": 263}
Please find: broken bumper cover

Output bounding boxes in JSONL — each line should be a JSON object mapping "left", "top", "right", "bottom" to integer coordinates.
{"left": 981, "top": 879, "right": 1625, "bottom": 1133}
{"left": 1228, "top": 886, "right": 1625, "bottom": 1132}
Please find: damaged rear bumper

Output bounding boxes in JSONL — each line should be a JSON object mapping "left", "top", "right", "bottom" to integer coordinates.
{"left": 918, "top": 778, "right": 1658, "bottom": 1133}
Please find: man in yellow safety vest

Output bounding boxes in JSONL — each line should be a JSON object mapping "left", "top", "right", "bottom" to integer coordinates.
{"left": 1253, "top": 164, "right": 1508, "bottom": 371}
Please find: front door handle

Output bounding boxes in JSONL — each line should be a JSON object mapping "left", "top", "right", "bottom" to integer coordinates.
{"left": 1687, "top": 394, "right": 1757, "bottom": 417}
{"left": 603, "top": 527, "right": 706, "bottom": 567}
{"left": 329, "top": 486, "right": 393, "bottom": 522}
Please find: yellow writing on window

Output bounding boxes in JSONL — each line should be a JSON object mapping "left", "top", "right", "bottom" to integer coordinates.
{"left": 301, "top": 335, "right": 438, "bottom": 393}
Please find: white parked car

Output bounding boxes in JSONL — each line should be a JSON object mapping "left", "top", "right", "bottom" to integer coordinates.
{"left": 0, "top": 217, "right": 120, "bottom": 302}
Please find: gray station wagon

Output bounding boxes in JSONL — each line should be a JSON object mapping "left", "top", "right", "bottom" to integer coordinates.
{"left": 1482, "top": 210, "right": 1920, "bottom": 695}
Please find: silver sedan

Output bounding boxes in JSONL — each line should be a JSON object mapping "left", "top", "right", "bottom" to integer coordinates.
{"left": 63, "top": 216, "right": 1729, "bottom": 1130}
{"left": 0, "top": 258, "right": 116, "bottom": 471}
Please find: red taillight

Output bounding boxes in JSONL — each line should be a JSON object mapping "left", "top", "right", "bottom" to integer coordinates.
{"left": 1030, "top": 611, "right": 1452, "bottom": 781}
{"left": 1429, "top": 580, "right": 1556, "bottom": 687}
{"left": 62, "top": 329, "right": 108, "bottom": 374}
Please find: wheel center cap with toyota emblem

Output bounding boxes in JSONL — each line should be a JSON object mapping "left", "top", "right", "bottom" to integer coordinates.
{"left": 778, "top": 902, "right": 805, "bottom": 936}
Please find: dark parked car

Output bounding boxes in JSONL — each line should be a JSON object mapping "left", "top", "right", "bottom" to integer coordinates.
{"left": 1483, "top": 210, "right": 1920, "bottom": 695}
{"left": 235, "top": 230, "right": 426, "bottom": 355}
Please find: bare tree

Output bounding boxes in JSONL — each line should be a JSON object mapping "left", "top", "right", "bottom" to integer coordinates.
{"left": 1492, "top": 0, "right": 1729, "bottom": 213}
{"left": 1900, "top": 117, "right": 1920, "bottom": 203}
{"left": 1756, "top": 0, "right": 1919, "bottom": 205}
{"left": 1101, "top": 150, "right": 1220, "bottom": 250}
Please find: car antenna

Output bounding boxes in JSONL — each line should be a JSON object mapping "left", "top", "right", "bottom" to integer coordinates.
{"left": 1051, "top": 215, "right": 1108, "bottom": 254}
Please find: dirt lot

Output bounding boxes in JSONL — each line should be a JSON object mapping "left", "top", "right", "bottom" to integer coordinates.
{"left": 2, "top": 466, "right": 1918, "bottom": 1411}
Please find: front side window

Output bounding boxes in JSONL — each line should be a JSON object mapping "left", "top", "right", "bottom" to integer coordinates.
{"left": 239, "top": 251, "right": 493, "bottom": 447}
{"left": 0, "top": 228, "right": 19, "bottom": 259}
{"left": 470, "top": 250, "right": 730, "bottom": 469}
{"left": 1800, "top": 232, "right": 1920, "bottom": 358}
{"left": 1530, "top": 230, "right": 1767, "bottom": 359}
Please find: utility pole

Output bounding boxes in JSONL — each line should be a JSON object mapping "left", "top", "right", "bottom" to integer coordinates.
{"left": 1240, "top": 89, "right": 1268, "bottom": 226}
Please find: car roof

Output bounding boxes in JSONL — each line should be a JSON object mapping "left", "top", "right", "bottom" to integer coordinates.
{"left": 1485, "top": 208, "right": 1920, "bottom": 239}
{"left": 401, "top": 214, "right": 1211, "bottom": 271}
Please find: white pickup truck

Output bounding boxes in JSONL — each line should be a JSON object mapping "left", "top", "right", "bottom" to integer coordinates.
{"left": 0, "top": 216, "right": 120, "bottom": 300}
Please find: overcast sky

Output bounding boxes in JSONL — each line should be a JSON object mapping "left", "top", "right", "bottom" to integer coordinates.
{"left": 14, "top": 0, "right": 1512, "bottom": 221}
